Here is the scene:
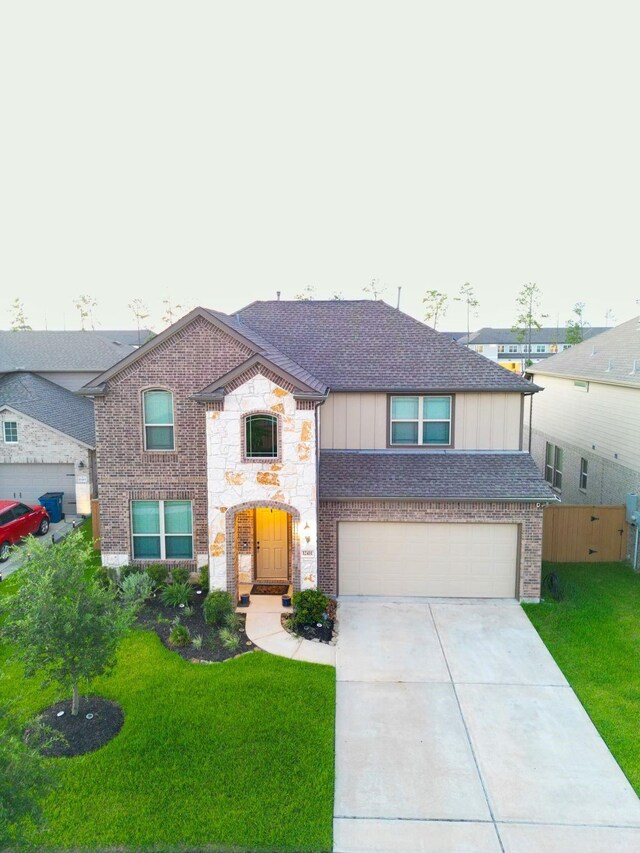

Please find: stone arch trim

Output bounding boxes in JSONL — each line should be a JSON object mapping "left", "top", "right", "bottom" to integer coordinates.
{"left": 224, "top": 500, "right": 301, "bottom": 599}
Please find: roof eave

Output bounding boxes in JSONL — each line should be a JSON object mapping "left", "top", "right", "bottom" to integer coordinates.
{"left": 320, "top": 494, "right": 559, "bottom": 503}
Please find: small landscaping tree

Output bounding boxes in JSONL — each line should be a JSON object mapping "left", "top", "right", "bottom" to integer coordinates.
{"left": 2, "top": 533, "right": 133, "bottom": 716}
{"left": 0, "top": 707, "right": 59, "bottom": 849}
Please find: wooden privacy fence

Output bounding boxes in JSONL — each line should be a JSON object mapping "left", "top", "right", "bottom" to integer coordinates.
{"left": 91, "top": 499, "right": 100, "bottom": 549}
{"left": 542, "top": 505, "right": 628, "bottom": 562}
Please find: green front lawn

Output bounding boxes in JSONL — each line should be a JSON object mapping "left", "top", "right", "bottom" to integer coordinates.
{"left": 0, "top": 529, "right": 335, "bottom": 852}
{"left": 523, "top": 561, "right": 640, "bottom": 795}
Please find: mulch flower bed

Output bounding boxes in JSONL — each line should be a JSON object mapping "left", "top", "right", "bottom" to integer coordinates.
{"left": 32, "top": 696, "right": 124, "bottom": 758}
{"left": 136, "top": 587, "right": 254, "bottom": 663}
{"left": 282, "top": 598, "right": 337, "bottom": 644}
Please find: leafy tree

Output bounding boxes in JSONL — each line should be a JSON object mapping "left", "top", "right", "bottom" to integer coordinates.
{"left": 0, "top": 708, "right": 59, "bottom": 849}
{"left": 295, "top": 285, "right": 315, "bottom": 301}
{"left": 454, "top": 281, "right": 479, "bottom": 343}
{"left": 422, "top": 289, "right": 449, "bottom": 330}
{"left": 332, "top": 291, "right": 344, "bottom": 300}
{"left": 9, "top": 299, "right": 32, "bottom": 331}
{"left": 511, "top": 282, "right": 548, "bottom": 366}
{"left": 2, "top": 533, "right": 133, "bottom": 716}
{"left": 161, "top": 297, "right": 185, "bottom": 326}
{"left": 362, "top": 278, "right": 386, "bottom": 299}
{"left": 565, "top": 301, "right": 589, "bottom": 345}
{"left": 73, "top": 294, "right": 98, "bottom": 330}
{"left": 128, "top": 298, "right": 150, "bottom": 345}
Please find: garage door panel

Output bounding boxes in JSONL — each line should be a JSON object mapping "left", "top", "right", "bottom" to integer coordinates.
{"left": 0, "top": 464, "right": 76, "bottom": 514}
{"left": 339, "top": 522, "right": 518, "bottom": 598}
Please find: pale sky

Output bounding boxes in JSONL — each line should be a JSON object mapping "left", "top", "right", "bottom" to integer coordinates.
{"left": 1, "top": 1, "right": 638, "bottom": 334}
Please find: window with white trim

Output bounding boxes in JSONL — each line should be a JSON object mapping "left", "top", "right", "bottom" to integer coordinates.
{"left": 390, "top": 396, "right": 452, "bottom": 446}
{"left": 131, "top": 500, "right": 193, "bottom": 559}
{"left": 3, "top": 421, "right": 18, "bottom": 443}
{"left": 545, "top": 442, "right": 563, "bottom": 490}
{"left": 143, "top": 390, "right": 174, "bottom": 450}
{"left": 535, "top": 344, "right": 547, "bottom": 353}
{"left": 507, "top": 344, "right": 518, "bottom": 353}
{"left": 579, "top": 458, "right": 588, "bottom": 491}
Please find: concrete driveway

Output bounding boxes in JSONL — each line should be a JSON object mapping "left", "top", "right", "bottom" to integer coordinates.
{"left": 334, "top": 598, "right": 640, "bottom": 852}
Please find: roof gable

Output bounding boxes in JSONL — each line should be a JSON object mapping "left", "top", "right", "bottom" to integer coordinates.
{"left": 0, "top": 372, "right": 95, "bottom": 446}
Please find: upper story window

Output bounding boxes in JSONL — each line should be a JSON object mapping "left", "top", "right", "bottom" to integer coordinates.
{"left": 245, "top": 414, "right": 278, "bottom": 458}
{"left": 143, "top": 390, "right": 174, "bottom": 451}
{"left": 497, "top": 345, "right": 505, "bottom": 353}
{"left": 507, "top": 344, "right": 518, "bottom": 353}
{"left": 579, "top": 458, "right": 588, "bottom": 491}
{"left": 3, "top": 421, "right": 18, "bottom": 443}
{"left": 535, "top": 344, "right": 547, "bottom": 353}
{"left": 390, "top": 396, "right": 452, "bottom": 446}
{"left": 474, "top": 345, "right": 484, "bottom": 353}
{"left": 545, "top": 442, "right": 563, "bottom": 491}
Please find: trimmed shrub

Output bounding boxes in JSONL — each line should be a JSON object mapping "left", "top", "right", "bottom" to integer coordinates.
{"left": 146, "top": 564, "right": 168, "bottom": 589}
{"left": 203, "top": 591, "right": 234, "bottom": 627}
{"left": 198, "top": 564, "right": 209, "bottom": 589}
{"left": 292, "top": 588, "right": 328, "bottom": 626}
{"left": 170, "top": 567, "right": 190, "bottom": 585}
{"left": 119, "top": 571, "right": 154, "bottom": 608}
{"left": 160, "top": 582, "right": 193, "bottom": 607}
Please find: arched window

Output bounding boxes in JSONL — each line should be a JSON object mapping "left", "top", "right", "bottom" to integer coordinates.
{"left": 143, "top": 390, "right": 174, "bottom": 450}
{"left": 244, "top": 414, "right": 278, "bottom": 458}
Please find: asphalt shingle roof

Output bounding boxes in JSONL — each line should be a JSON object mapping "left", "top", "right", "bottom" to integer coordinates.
{"left": 236, "top": 301, "right": 535, "bottom": 392}
{"left": 0, "top": 331, "right": 136, "bottom": 372}
{"left": 467, "top": 326, "right": 608, "bottom": 345}
{"left": 319, "top": 451, "right": 556, "bottom": 502}
{"left": 0, "top": 372, "right": 96, "bottom": 446}
{"left": 527, "top": 316, "right": 640, "bottom": 386}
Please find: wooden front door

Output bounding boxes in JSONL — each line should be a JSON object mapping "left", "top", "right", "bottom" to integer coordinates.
{"left": 255, "top": 508, "right": 288, "bottom": 580}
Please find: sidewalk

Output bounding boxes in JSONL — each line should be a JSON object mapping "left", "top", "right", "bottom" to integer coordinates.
{"left": 239, "top": 594, "right": 336, "bottom": 666}
{"left": 0, "top": 516, "right": 86, "bottom": 580}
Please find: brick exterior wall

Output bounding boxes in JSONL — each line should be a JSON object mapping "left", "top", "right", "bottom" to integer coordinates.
{"left": 95, "top": 316, "right": 253, "bottom": 565}
{"left": 318, "top": 500, "right": 544, "bottom": 600}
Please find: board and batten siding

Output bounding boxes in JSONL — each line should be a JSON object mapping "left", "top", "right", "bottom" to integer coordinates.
{"left": 527, "top": 375, "right": 640, "bottom": 472}
{"left": 320, "top": 392, "right": 522, "bottom": 450}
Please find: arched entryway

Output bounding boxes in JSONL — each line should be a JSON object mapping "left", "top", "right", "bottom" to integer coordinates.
{"left": 224, "top": 501, "right": 300, "bottom": 600}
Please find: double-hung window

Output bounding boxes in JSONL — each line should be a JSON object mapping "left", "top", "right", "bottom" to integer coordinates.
{"left": 579, "top": 458, "right": 588, "bottom": 491}
{"left": 390, "top": 396, "right": 452, "bottom": 446}
{"left": 3, "top": 421, "right": 18, "bottom": 443}
{"left": 143, "top": 390, "right": 174, "bottom": 450}
{"left": 508, "top": 344, "right": 518, "bottom": 353}
{"left": 131, "top": 500, "right": 193, "bottom": 559}
{"left": 545, "top": 442, "right": 563, "bottom": 490}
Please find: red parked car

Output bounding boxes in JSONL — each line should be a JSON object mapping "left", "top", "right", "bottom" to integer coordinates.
{"left": 0, "top": 500, "right": 50, "bottom": 562}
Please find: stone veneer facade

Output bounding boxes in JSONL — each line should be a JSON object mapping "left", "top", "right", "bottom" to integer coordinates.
{"left": 207, "top": 373, "right": 318, "bottom": 597}
{"left": 318, "top": 500, "right": 544, "bottom": 600}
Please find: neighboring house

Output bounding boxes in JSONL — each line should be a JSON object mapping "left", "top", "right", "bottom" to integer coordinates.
{"left": 465, "top": 326, "right": 608, "bottom": 373}
{"left": 0, "top": 330, "right": 137, "bottom": 391}
{"left": 437, "top": 331, "right": 469, "bottom": 343}
{"left": 0, "top": 372, "right": 96, "bottom": 515}
{"left": 81, "top": 301, "right": 554, "bottom": 601}
{"left": 0, "top": 331, "right": 140, "bottom": 515}
{"left": 92, "top": 329, "right": 154, "bottom": 348}
{"left": 526, "top": 317, "right": 640, "bottom": 556}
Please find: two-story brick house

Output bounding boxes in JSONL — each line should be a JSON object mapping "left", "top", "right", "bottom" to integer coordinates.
{"left": 80, "top": 301, "right": 554, "bottom": 601}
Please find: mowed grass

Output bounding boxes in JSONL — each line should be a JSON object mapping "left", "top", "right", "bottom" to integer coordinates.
{"left": 523, "top": 561, "right": 640, "bottom": 795}
{"left": 0, "top": 527, "right": 335, "bottom": 852}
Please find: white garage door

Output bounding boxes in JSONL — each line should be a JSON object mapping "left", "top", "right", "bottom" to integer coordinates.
{"left": 0, "top": 464, "right": 76, "bottom": 515}
{"left": 338, "top": 522, "right": 518, "bottom": 598}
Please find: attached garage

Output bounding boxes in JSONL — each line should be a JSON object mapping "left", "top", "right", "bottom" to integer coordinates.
{"left": 0, "top": 463, "right": 77, "bottom": 515}
{"left": 338, "top": 521, "right": 519, "bottom": 598}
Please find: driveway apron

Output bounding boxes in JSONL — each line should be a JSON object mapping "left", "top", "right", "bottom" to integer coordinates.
{"left": 334, "top": 598, "right": 640, "bottom": 853}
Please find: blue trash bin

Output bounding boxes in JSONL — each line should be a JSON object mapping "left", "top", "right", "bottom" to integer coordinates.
{"left": 38, "top": 492, "right": 64, "bottom": 524}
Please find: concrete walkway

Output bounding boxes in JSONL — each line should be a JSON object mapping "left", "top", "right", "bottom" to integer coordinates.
{"left": 240, "top": 594, "right": 336, "bottom": 666}
{"left": 334, "top": 597, "right": 640, "bottom": 852}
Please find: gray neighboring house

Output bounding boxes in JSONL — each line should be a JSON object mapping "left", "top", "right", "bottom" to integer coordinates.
{"left": 526, "top": 317, "right": 640, "bottom": 557}
{"left": 465, "top": 326, "right": 608, "bottom": 372}
{"left": 0, "top": 331, "right": 139, "bottom": 515}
